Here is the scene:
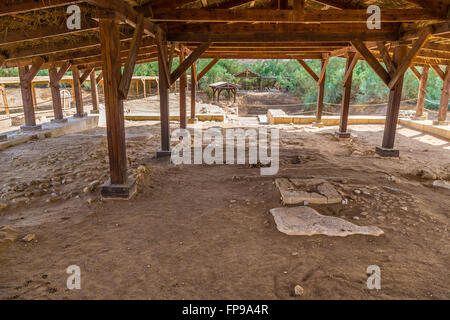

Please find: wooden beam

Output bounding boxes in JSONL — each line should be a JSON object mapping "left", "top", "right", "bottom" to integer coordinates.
{"left": 207, "top": 0, "right": 253, "bottom": 9}
{"left": 18, "top": 63, "right": 42, "bottom": 129}
{"left": 90, "top": 70, "right": 99, "bottom": 113}
{"left": 409, "top": 65, "right": 422, "bottom": 81}
{"left": 170, "top": 42, "right": 210, "bottom": 85}
{"left": 151, "top": 9, "right": 444, "bottom": 23}
{"left": 339, "top": 52, "right": 355, "bottom": 134}
{"left": 158, "top": 43, "right": 171, "bottom": 154}
{"left": 351, "top": 39, "right": 391, "bottom": 86}
{"left": 376, "top": 42, "right": 396, "bottom": 76}
{"left": 316, "top": 58, "right": 327, "bottom": 123}
{"left": 56, "top": 61, "right": 71, "bottom": 81}
{"left": 168, "top": 43, "right": 176, "bottom": 73}
{"left": 437, "top": 66, "right": 449, "bottom": 122}
{"left": 388, "top": 29, "right": 432, "bottom": 89}
{"left": 99, "top": 17, "right": 129, "bottom": 185}
{"left": 296, "top": 59, "right": 319, "bottom": 82}
{"left": 71, "top": 66, "right": 86, "bottom": 117}
{"left": 119, "top": 13, "right": 145, "bottom": 100}
{"left": 80, "top": 68, "right": 94, "bottom": 84}
{"left": 431, "top": 64, "right": 445, "bottom": 80}
{"left": 318, "top": 54, "right": 329, "bottom": 84}
{"left": 343, "top": 52, "right": 359, "bottom": 86}
{"left": 49, "top": 64, "right": 65, "bottom": 120}
{"left": 22, "top": 58, "right": 44, "bottom": 84}
{"left": 156, "top": 28, "right": 171, "bottom": 88}
{"left": 197, "top": 58, "right": 219, "bottom": 81}
{"left": 179, "top": 45, "right": 187, "bottom": 129}
{"left": 0, "top": 0, "right": 81, "bottom": 16}
{"left": 96, "top": 72, "right": 103, "bottom": 84}
{"left": 191, "top": 62, "right": 197, "bottom": 120}
{"left": 310, "top": 0, "right": 363, "bottom": 9}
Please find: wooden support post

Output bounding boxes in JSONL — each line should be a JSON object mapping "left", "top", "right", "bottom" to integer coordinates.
{"left": 376, "top": 44, "right": 408, "bottom": 157}
{"left": 336, "top": 52, "right": 355, "bottom": 138}
{"left": 434, "top": 65, "right": 449, "bottom": 125}
{"left": 18, "top": 59, "right": 43, "bottom": 131}
{"left": 157, "top": 34, "right": 171, "bottom": 157}
{"left": 31, "top": 83, "right": 37, "bottom": 109}
{"left": 190, "top": 62, "right": 197, "bottom": 122}
{"left": 99, "top": 17, "right": 136, "bottom": 199}
{"left": 90, "top": 70, "right": 100, "bottom": 114}
{"left": 415, "top": 65, "right": 429, "bottom": 119}
{"left": 314, "top": 58, "right": 326, "bottom": 126}
{"left": 0, "top": 85, "right": 9, "bottom": 117}
{"left": 49, "top": 64, "right": 67, "bottom": 122}
{"left": 179, "top": 45, "right": 187, "bottom": 129}
{"left": 72, "top": 66, "right": 87, "bottom": 117}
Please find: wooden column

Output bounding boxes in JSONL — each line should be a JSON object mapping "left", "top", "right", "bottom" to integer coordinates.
{"left": 157, "top": 34, "right": 171, "bottom": 156}
{"left": 315, "top": 58, "right": 326, "bottom": 125}
{"left": 179, "top": 46, "right": 187, "bottom": 129}
{"left": 0, "top": 85, "right": 9, "bottom": 117}
{"left": 190, "top": 62, "right": 197, "bottom": 121}
{"left": 90, "top": 70, "right": 100, "bottom": 114}
{"left": 435, "top": 66, "right": 449, "bottom": 124}
{"left": 376, "top": 45, "right": 408, "bottom": 157}
{"left": 337, "top": 52, "right": 355, "bottom": 138}
{"left": 415, "top": 65, "right": 429, "bottom": 119}
{"left": 99, "top": 16, "right": 136, "bottom": 199}
{"left": 19, "top": 62, "right": 43, "bottom": 131}
{"left": 31, "top": 83, "right": 37, "bottom": 109}
{"left": 49, "top": 64, "right": 67, "bottom": 122}
{"left": 72, "top": 66, "right": 86, "bottom": 117}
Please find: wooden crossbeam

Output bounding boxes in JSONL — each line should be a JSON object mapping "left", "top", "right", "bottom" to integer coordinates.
{"left": 207, "top": 0, "right": 253, "bottom": 9}
{"left": 376, "top": 42, "right": 396, "bottom": 76}
{"left": 168, "top": 43, "right": 176, "bottom": 73}
{"left": 150, "top": 9, "right": 444, "bottom": 23}
{"left": 318, "top": 54, "right": 329, "bottom": 84}
{"left": 156, "top": 28, "right": 171, "bottom": 88}
{"left": 119, "top": 13, "right": 145, "bottom": 100}
{"left": 401, "top": 21, "right": 449, "bottom": 40}
{"left": 296, "top": 59, "right": 319, "bottom": 82}
{"left": 21, "top": 58, "right": 44, "bottom": 84}
{"left": 0, "top": 0, "right": 81, "bottom": 16}
{"left": 409, "top": 65, "right": 422, "bottom": 81}
{"left": 56, "top": 61, "right": 72, "bottom": 81}
{"left": 343, "top": 52, "right": 359, "bottom": 86}
{"left": 351, "top": 39, "right": 391, "bottom": 86}
{"left": 431, "top": 64, "right": 445, "bottom": 80}
{"left": 311, "top": 0, "right": 364, "bottom": 9}
{"left": 80, "top": 68, "right": 94, "bottom": 84}
{"left": 197, "top": 58, "right": 219, "bottom": 81}
{"left": 170, "top": 43, "right": 210, "bottom": 85}
{"left": 96, "top": 72, "right": 103, "bottom": 84}
{"left": 388, "top": 29, "right": 432, "bottom": 89}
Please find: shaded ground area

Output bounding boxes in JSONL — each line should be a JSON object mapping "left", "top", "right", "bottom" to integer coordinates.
{"left": 0, "top": 122, "right": 449, "bottom": 299}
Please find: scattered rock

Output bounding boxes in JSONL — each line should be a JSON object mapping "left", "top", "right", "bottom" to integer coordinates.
{"left": 22, "top": 233, "right": 35, "bottom": 242}
{"left": 294, "top": 285, "right": 304, "bottom": 296}
{"left": 353, "top": 189, "right": 361, "bottom": 195}
{"left": 432, "top": 180, "right": 450, "bottom": 190}
{"left": 353, "top": 216, "right": 360, "bottom": 220}
{"left": 270, "top": 206, "right": 384, "bottom": 237}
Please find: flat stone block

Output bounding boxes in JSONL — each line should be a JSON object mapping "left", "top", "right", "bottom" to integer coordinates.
{"left": 73, "top": 112, "right": 88, "bottom": 118}
{"left": 270, "top": 206, "right": 384, "bottom": 237}
{"left": 51, "top": 118, "right": 68, "bottom": 123}
{"left": 101, "top": 177, "right": 137, "bottom": 200}
{"left": 20, "top": 124, "right": 42, "bottom": 132}
{"left": 432, "top": 120, "right": 449, "bottom": 126}
{"left": 156, "top": 149, "right": 172, "bottom": 158}
{"left": 187, "top": 117, "right": 198, "bottom": 124}
{"left": 312, "top": 121, "right": 324, "bottom": 128}
{"left": 334, "top": 131, "right": 351, "bottom": 139}
{"left": 375, "top": 146, "right": 399, "bottom": 158}
{"left": 90, "top": 110, "right": 100, "bottom": 114}
{"left": 0, "top": 134, "right": 7, "bottom": 141}
{"left": 413, "top": 115, "right": 427, "bottom": 121}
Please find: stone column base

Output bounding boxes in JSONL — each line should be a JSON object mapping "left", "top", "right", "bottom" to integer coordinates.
{"left": 375, "top": 146, "right": 399, "bottom": 157}
{"left": 101, "top": 177, "right": 137, "bottom": 200}
{"left": 21, "top": 124, "right": 42, "bottom": 131}
{"left": 156, "top": 149, "right": 172, "bottom": 158}
{"left": 51, "top": 118, "right": 68, "bottom": 124}
{"left": 335, "top": 131, "right": 351, "bottom": 139}
{"left": 73, "top": 113, "right": 88, "bottom": 118}
{"left": 90, "top": 110, "right": 100, "bottom": 114}
{"left": 432, "top": 120, "right": 449, "bottom": 126}
{"left": 413, "top": 115, "right": 427, "bottom": 121}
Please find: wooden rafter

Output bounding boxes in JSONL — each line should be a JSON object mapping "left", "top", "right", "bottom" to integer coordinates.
{"left": 343, "top": 52, "right": 359, "bottom": 86}
{"left": 296, "top": 59, "right": 319, "bottom": 82}
{"left": 376, "top": 42, "right": 396, "bottom": 76}
{"left": 20, "top": 58, "right": 44, "bottom": 84}
{"left": 0, "top": 0, "right": 82, "bottom": 17}
{"left": 431, "top": 64, "right": 445, "bottom": 80}
{"left": 155, "top": 28, "right": 170, "bottom": 87}
{"left": 310, "top": 0, "right": 364, "bottom": 9}
{"left": 197, "top": 58, "right": 219, "bottom": 81}
{"left": 409, "top": 65, "right": 422, "bottom": 81}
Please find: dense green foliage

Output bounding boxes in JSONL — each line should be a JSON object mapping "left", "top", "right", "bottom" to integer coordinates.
{"left": 1, "top": 58, "right": 446, "bottom": 110}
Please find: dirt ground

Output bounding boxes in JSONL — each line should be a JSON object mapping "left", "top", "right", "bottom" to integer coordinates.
{"left": 0, "top": 118, "right": 449, "bottom": 300}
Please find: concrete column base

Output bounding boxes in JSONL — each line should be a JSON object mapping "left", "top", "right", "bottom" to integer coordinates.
{"left": 51, "top": 118, "right": 68, "bottom": 124}
{"left": 432, "top": 120, "right": 449, "bottom": 126}
{"left": 73, "top": 113, "right": 88, "bottom": 118}
{"left": 312, "top": 121, "right": 324, "bottom": 128}
{"left": 413, "top": 115, "right": 427, "bottom": 121}
{"left": 101, "top": 177, "right": 137, "bottom": 200}
{"left": 156, "top": 149, "right": 172, "bottom": 158}
{"left": 0, "top": 134, "right": 7, "bottom": 141}
{"left": 375, "top": 146, "right": 399, "bottom": 157}
{"left": 90, "top": 110, "right": 100, "bottom": 114}
{"left": 20, "top": 124, "right": 42, "bottom": 131}
{"left": 335, "top": 131, "right": 351, "bottom": 139}
{"left": 187, "top": 117, "right": 198, "bottom": 124}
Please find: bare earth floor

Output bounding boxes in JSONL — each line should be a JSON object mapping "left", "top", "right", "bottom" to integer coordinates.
{"left": 0, "top": 122, "right": 449, "bottom": 299}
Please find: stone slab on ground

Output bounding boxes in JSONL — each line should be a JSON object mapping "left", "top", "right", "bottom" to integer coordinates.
{"left": 275, "top": 177, "right": 342, "bottom": 205}
{"left": 270, "top": 206, "right": 384, "bottom": 237}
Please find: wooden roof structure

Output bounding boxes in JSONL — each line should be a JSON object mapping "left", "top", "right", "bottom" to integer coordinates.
{"left": 0, "top": 0, "right": 449, "bottom": 198}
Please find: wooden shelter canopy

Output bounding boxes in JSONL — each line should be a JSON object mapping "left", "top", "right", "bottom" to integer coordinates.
{"left": 209, "top": 81, "right": 240, "bottom": 89}
{"left": 0, "top": 0, "right": 448, "bottom": 71}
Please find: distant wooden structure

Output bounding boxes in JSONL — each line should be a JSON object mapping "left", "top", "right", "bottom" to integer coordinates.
{"left": 209, "top": 82, "right": 240, "bottom": 103}
{"left": 234, "top": 69, "right": 277, "bottom": 91}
